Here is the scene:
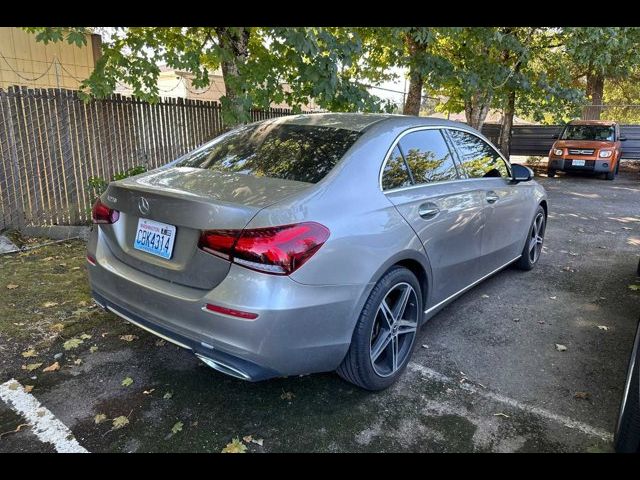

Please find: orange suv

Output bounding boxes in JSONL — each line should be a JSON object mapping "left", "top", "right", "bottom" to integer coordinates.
{"left": 548, "top": 120, "right": 626, "bottom": 180}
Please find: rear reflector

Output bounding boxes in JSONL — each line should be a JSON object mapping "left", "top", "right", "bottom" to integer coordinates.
{"left": 92, "top": 199, "right": 120, "bottom": 224}
{"left": 198, "top": 222, "right": 330, "bottom": 275}
{"left": 203, "top": 303, "right": 258, "bottom": 320}
{"left": 86, "top": 254, "right": 96, "bottom": 265}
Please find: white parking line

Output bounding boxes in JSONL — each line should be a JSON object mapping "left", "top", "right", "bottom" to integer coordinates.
{"left": 407, "top": 363, "right": 614, "bottom": 443}
{"left": 0, "top": 379, "right": 88, "bottom": 453}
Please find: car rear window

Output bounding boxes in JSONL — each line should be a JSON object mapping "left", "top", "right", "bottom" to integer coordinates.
{"left": 174, "top": 122, "right": 363, "bottom": 184}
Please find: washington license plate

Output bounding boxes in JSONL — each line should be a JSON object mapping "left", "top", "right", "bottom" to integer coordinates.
{"left": 134, "top": 218, "right": 176, "bottom": 259}
{"left": 572, "top": 159, "right": 586, "bottom": 167}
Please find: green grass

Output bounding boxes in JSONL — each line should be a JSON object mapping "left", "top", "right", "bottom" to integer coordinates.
{"left": 0, "top": 239, "right": 118, "bottom": 348}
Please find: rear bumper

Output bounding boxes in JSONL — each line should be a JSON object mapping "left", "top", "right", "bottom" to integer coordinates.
{"left": 548, "top": 158, "right": 613, "bottom": 173}
{"left": 87, "top": 227, "right": 367, "bottom": 381}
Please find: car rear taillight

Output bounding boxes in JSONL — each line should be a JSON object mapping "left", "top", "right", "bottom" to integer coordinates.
{"left": 92, "top": 199, "right": 120, "bottom": 224}
{"left": 198, "top": 222, "right": 330, "bottom": 275}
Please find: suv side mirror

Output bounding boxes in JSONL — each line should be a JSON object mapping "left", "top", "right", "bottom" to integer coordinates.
{"left": 620, "top": 136, "right": 627, "bottom": 142}
{"left": 511, "top": 163, "right": 533, "bottom": 183}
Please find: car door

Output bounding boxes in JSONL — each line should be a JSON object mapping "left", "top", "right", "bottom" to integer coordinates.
{"left": 382, "top": 128, "right": 486, "bottom": 307}
{"left": 444, "top": 128, "right": 532, "bottom": 275}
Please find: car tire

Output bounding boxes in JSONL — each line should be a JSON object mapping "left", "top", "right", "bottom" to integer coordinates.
{"left": 515, "top": 205, "right": 546, "bottom": 271}
{"left": 547, "top": 169, "right": 556, "bottom": 178}
{"left": 337, "top": 266, "right": 422, "bottom": 391}
{"left": 606, "top": 170, "right": 615, "bottom": 180}
{"left": 614, "top": 320, "right": 640, "bottom": 453}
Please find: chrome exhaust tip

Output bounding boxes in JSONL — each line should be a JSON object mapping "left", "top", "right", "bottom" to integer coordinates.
{"left": 195, "top": 353, "right": 251, "bottom": 381}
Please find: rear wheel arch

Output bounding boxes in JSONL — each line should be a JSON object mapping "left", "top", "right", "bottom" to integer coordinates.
{"left": 539, "top": 200, "right": 548, "bottom": 218}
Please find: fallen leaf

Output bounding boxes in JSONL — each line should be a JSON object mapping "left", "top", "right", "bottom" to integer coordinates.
{"left": 243, "top": 435, "right": 253, "bottom": 443}
{"left": 121, "top": 377, "right": 133, "bottom": 387}
{"left": 73, "top": 359, "right": 82, "bottom": 365}
{"left": 71, "top": 266, "right": 80, "bottom": 271}
{"left": 21, "top": 349, "right": 37, "bottom": 358}
{"left": 22, "top": 363, "right": 43, "bottom": 372}
{"left": 89, "top": 346, "right": 98, "bottom": 353}
{"left": 42, "top": 361, "right": 60, "bottom": 372}
{"left": 421, "top": 344, "right": 429, "bottom": 349}
{"left": 23, "top": 385, "right": 34, "bottom": 393}
{"left": 163, "top": 392, "right": 173, "bottom": 399}
{"left": 119, "top": 334, "right": 139, "bottom": 342}
{"left": 629, "top": 284, "right": 640, "bottom": 291}
{"left": 6, "top": 284, "right": 19, "bottom": 289}
{"left": 80, "top": 333, "right": 92, "bottom": 340}
{"left": 481, "top": 294, "right": 490, "bottom": 298}
{"left": 171, "top": 421, "right": 184, "bottom": 435}
{"left": 574, "top": 391, "right": 591, "bottom": 400}
{"left": 63, "top": 338, "right": 83, "bottom": 350}
{"left": 43, "top": 256, "right": 54, "bottom": 261}
{"left": 7, "top": 381, "right": 19, "bottom": 391}
{"left": 538, "top": 320, "right": 545, "bottom": 324}
{"left": 280, "top": 391, "right": 295, "bottom": 401}
{"left": 252, "top": 438, "right": 264, "bottom": 446}
{"left": 597, "top": 325, "right": 609, "bottom": 331}
{"left": 555, "top": 343, "right": 567, "bottom": 352}
{"left": 155, "top": 339, "right": 166, "bottom": 347}
{"left": 221, "top": 438, "right": 247, "bottom": 453}
{"left": 94, "top": 413, "right": 107, "bottom": 424}
{"left": 50, "top": 323, "right": 65, "bottom": 332}
{"left": 493, "top": 413, "right": 510, "bottom": 418}
{"left": 562, "top": 266, "right": 575, "bottom": 272}
{"left": 143, "top": 389, "right": 155, "bottom": 395}
{"left": 112, "top": 416, "right": 129, "bottom": 430}
{"left": 43, "top": 301, "right": 58, "bottom": 308}
{"left": 550, "top": 296, "right": 557, "bottom": 300}
{"left": 622, "top": 227, "right": 632, "bottom": 230}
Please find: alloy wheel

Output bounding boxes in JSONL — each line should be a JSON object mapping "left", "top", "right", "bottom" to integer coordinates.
{"left": 369, "top": 282, "right": 419, "bottom": 377}
{"left": 529, "top": 212, "right": 545, "bottom": 264}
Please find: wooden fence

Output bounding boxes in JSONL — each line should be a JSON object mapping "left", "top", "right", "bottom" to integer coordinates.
{"left": 0, "top": 86, "right": 302, "bottom": 229}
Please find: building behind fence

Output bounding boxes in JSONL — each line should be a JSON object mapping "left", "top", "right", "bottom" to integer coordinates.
{"left": 0, "top": 86, "right": 304, "bottom": 230}
{"left": 2, "top": 85, "right": 640, "bottom": 230}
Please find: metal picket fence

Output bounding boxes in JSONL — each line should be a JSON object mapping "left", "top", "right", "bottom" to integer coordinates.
{"left": 0, "top": 86, "right": 303, "bottom": 229}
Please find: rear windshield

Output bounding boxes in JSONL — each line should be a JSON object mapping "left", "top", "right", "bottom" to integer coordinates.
{"left": 561, "top": 125, "right": 615, "bottom": 141}
{"left": 174, "top": 122, "right": 363, "bottom": 184}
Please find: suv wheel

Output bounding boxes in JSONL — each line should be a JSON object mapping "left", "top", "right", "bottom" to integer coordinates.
{"left": 337, "top": 267, "right": 422, "bottom": 391}
{"left": 547, "top": 168, "right": 556, "bottom": 178}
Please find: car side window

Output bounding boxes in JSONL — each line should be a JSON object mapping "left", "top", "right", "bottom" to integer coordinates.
{"left": 398, "top": 130, "right": 459, "bottom": 185}
{"left": 381, "top": 145, "right": 412, "bottom": 190}
{"left": 447, "top": 130, "right": 510, "bottom": 179}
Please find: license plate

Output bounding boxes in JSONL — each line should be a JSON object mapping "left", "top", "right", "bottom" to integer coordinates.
{"left": 134, "top": 218, "right": 176, "bottom": 259}
{"left": 572, "top": 159, "right": 586, "bottom": 167}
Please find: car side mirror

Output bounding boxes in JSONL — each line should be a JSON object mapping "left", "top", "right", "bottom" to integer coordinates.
{"left": 511, "top": 163, "right": 533, "bottom": 183}
{"left": 551, "top": 134, "right": 559, "bottom": 140}
{"left": 620, "top": 136, "right": 627, "bottom": 142}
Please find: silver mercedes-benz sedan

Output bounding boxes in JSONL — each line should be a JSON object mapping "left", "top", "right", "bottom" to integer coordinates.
{"left": 87, "top": 113, "right": 547, "bottom": 390}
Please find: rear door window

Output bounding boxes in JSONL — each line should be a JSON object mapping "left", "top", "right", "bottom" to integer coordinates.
{"left": 381, "top": 146, "right": 413, "bottom": 190}
{"left": 398, "top": 130, "right": 459, "bottom": 184}
{"left": 175, "top": 122, "right": 363, "bottom": 184}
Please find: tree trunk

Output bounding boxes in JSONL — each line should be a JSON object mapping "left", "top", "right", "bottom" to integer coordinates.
{"left": 214, "top": 27, "right": 251, "bottom": 126}
{"left": 403, "top": 33, "right": 423, "bottom": 116}
{"left": 584, "top": 72, "right": 605, "bottom": 120}
{"left": 498, "top": 89, "right": 516, "bottom": 157}
{"left": 464, "top": 92, "right": 492, "bottom": 131}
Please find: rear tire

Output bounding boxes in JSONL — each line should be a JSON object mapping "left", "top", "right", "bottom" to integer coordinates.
{"left": 614, "top": 321, "right": 640, "bottom": 453}
{"left": 515, "top": 206, "right": 546, "bottom": 271}
{"left": 337, "top": 266, "right": 422, "bottom": 391}
{"left": 606, "top": 170, "right": 615, "bottom": 181}
{"left": 547, "top": 169, "right": 556, "bottom": 178}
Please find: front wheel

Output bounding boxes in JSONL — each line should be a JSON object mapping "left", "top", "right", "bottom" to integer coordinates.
{"left": 606, "top": 170, "right": 616, "bottom": 181}
{"left": 337, "top": 267, "right": 422, "bottom": 391}
{"left": 547, "top": 169, "right": 556, "bottom": 178}
{"left": 614, "top": 320, "right": 640, "bottom": 453}
{"left": 515, "top": 206, "right": 546, "bottom": 271}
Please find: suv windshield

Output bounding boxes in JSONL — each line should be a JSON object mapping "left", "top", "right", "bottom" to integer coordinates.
{"left": 174, "top": 122, "right": 363, "bottom": 184}
{"left": 560, "top": 125, "right": 615, "bottom": 141}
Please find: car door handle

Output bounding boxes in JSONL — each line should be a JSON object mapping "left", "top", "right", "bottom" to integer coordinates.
{"left": 486, "top": 191, "right": 499, "bottom": 204}
{"left": 418, "top": 203, "right": 440, "bottom": 219}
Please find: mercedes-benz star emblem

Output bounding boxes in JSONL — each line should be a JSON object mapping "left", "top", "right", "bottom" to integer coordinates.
{"left": 138, "top": 197, "right": 150, "bottom": 216}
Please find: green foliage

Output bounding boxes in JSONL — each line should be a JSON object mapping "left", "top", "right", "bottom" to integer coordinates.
{"left": 87, "top": 165, "right": 147, "bottom": 199}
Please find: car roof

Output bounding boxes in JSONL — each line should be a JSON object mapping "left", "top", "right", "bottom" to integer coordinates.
{"left": 265, "top": 112, "right": 473, "bottom": 133}
{"left": 567, "top": 119, "right": 617, "bottom": 126}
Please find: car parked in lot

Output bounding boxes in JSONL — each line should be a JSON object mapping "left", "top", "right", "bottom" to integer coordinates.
{"left": 87, "top": 113, "right": 547, "bottom": 390}
{"left": 547, "top": 120, "right": 626, "bottom": 180}
{"left": 615, "top": 316, "right": 640, "bottom": 453}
